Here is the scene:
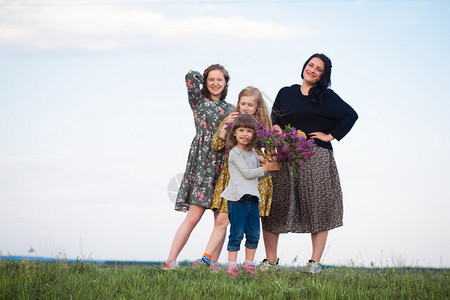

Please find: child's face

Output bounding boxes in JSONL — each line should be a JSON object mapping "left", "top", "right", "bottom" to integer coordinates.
{"left": 238, "top": 96, "right": 258, "bottom": 116}
{"left": 234, "top": 127, "right": 254, "bottom": 148}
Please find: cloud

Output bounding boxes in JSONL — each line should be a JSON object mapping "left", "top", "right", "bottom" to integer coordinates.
{"left": 0, "top": 5, "right": 312, "bottom": 51}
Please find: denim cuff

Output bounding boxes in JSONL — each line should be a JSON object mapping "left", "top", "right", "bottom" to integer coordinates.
{"left": 227, "top": 245, "right": 240, "bottom": 252}
{"left": 244, "top": 241, "right": 258, "bottom": 249}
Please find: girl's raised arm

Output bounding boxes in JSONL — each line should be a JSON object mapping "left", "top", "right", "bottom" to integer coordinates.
{"left": 185, "top": 70, "right": 203, "bottom": 107}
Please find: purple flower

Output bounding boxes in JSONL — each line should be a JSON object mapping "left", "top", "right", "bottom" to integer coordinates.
{"left": 274, "top": 139, "right": 282, "bottom": 148}
{"left": 225, "top": 121, "right": 233, "bottom": 131}
{"left": 257, "top": 122, "right": 266, "bottom": 131}
{"left": 256, "top": 123, "right": 317, "bottom": 178}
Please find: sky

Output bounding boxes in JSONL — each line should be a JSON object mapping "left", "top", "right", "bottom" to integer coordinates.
{"left": 1, "top": 0, "right": 449, "bottom": 268}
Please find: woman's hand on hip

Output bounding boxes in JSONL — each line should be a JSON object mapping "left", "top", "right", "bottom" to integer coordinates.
{"left": 309, "top": 132, "right": 334, "bottom": 142}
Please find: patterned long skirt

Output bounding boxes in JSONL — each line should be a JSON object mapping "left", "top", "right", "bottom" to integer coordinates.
{"left": 261, "top": 147, "right": 343, "bottom": 234}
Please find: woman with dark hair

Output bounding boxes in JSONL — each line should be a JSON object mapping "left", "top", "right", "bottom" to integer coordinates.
{"left": 164, "top": 64, "right": 235, "bottom": 269}
{"left": 260, "top": 53, "right": 358, "bottom": 274}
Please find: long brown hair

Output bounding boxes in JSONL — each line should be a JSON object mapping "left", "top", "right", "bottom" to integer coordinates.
{"left": 200, "top": 64, "right": 230, "bottom": 100}
{"left": 235, "top": 86, "right": 272, "bottom": 129}
{"left": 225, "top": 114, "right": 258, "bottom": 151}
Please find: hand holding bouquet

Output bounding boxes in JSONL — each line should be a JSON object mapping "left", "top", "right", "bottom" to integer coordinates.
{"left": 256, "top": 123, "right": 316, "bottom": 178}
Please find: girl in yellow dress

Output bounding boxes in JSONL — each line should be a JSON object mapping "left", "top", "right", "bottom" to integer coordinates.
{"left": 193, "top": 86, "right": 273, "bottom": 270}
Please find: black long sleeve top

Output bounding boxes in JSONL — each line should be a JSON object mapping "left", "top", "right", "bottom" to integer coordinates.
{"left": 271, "top": 84, "right": 358, "bottom": 150}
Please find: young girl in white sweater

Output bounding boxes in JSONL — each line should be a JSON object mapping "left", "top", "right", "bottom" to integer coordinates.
{"left": 221, "top": 114, "right": 281, "bottom": 277}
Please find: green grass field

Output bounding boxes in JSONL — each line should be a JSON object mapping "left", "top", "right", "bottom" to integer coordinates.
{"left": 1, "top": 258, "right": 448, "bottom": 299}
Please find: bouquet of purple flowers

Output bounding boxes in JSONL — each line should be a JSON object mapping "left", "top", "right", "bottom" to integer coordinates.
{"left": 256, "top": 122, "right": 317, "bottom": 178}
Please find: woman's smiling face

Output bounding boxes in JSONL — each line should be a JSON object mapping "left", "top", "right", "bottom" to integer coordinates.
{"left": 206, "top": 70, "right": 226, "bottom": 100}
{"left": 302, "top": 57, "right": 325, "bottom": 86}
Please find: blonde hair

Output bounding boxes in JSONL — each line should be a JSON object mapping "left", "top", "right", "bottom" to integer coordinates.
{"left": 235, "top": 86, "right": 272, "bottom": 129}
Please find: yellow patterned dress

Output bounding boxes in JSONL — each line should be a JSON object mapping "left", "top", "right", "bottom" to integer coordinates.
{"left": 210, "top": 117, "right": 273, "bottom": 216}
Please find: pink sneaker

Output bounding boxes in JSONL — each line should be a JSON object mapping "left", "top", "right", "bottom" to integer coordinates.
{"left": 209, "top": 262, "right": 221, "bottom": 273}
{"left": 163, "top": 260, "right": 179, "bottom": 270}
{"left": 243, "top": 263, "right": 256, "bottom": 275}
{"left": 226, "top": 266, "right": 239, "bottom": 278}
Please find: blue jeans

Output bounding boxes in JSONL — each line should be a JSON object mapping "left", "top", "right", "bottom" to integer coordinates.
{"left": 227, "top": 195, "right": 260, "bottom": 252}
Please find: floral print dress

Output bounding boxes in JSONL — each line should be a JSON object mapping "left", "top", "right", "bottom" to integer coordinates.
{"left": 175, "top": 70, "right": 235, "bottom": 212}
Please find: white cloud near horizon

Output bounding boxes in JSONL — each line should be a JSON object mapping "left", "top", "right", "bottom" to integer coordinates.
{"left": 0, "top": 5, "right": 312, "bottom": 51}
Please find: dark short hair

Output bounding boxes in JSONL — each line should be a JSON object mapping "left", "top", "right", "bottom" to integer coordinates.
{"left": 225, "top": 114, "right": 258, "bottom": 151}
{"left": 200, "top": 64, "right": 230, "bottom": 100}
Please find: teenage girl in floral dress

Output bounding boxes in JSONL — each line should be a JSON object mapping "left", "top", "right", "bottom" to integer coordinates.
{"left": 164, "top": 64, "right": 235, "bottom": 269}
{"left": 192, "top": 86, "right": 274, "bottom": 271}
